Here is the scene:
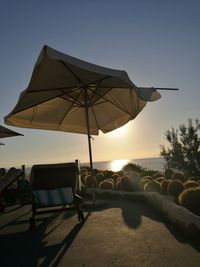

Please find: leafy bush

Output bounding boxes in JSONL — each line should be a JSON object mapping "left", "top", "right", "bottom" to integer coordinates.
{"left": 160, "top": 118, "right": 200, "bottom": 176}
{"left": 122, "top": 163, "right": 146, "bottom": 173}
{"left": 183, "top": 180, "right": 199, "bottom": 189}
{"left": 167, "top": 180, "right": 184, "bottom": 200}
{"left": 144, "top": 180, "right": 161, "bottom": 193}
{"left": 178, "top": 186, "right": 200, "bottom": 215}
{"left": 99, "top": 179, "right": 114, "bottom": 190}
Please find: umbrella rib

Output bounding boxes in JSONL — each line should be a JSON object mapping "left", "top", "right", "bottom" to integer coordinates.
{"left": 58, "top": 90, "right": 84, "bottom": 125}
{"left": 10, "top": 92, "right": 66, "bottom": 115}
{"left": 87, "top": 78, "right": 111, "bottom": 106}
{"left": 88, "top": 88, "right": 132, "bottom": 114}
{"left": 28, "top": 86, "right": 78, "bottom": 93}
{"left": 59, "top": 60, "right": 85, "bottom": 85}
{"left": 60, "top": 89, "right": 84, "bottom": 106}
{"left": 91, "top": 106, "right": 101, "bottom": 131}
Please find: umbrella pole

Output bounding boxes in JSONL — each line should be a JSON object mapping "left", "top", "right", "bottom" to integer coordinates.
{"left": 84, "top": 87, "right": 95, "bottom": 202}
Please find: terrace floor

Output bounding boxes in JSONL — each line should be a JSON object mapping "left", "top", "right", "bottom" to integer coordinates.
{"left": 0, "top": 199, "right": 199, "bottom": 267}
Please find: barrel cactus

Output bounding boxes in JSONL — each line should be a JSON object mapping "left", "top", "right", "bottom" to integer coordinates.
{"left": 178, "top": 186, "right": 200, "bottom": 215}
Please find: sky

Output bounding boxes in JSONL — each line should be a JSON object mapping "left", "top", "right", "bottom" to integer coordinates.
{"left": 0, "top": 0, "right": 200, "bottom": 168}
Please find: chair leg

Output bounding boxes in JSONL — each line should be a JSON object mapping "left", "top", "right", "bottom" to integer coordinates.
{"left": 29, "top": 195, "right": 36, "bottom": 231}
{"left": 75, "top": 194, "right": 84, "bottom": 222}
{"left": 0, "top": 194, "right": 4, "bottom": 212}
{"left": 77, "top": 204, "right": 84, "bottom": 222}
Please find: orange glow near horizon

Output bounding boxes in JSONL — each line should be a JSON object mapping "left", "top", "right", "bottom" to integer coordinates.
{"left": 107, "top": 124, "right": 129, "bottom": 138}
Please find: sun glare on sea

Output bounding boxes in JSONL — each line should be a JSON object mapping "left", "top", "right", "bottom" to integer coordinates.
{"left": 111, "top": 159, "right": 129, "bottom": 172}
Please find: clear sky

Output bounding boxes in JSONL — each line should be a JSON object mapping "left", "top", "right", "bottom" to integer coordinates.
{"left": 0, "top": 0, "right": 199, "bottom": 168}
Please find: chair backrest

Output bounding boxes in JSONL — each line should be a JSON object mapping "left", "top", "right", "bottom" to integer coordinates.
{"left": 0, "top": 168, "right": 22, "bottom": 192}
{"left": 0, "top": 168, "right": 6, "bottom": 178}
{"left": 30, "top": 162, "right": 79, "bottom": 193}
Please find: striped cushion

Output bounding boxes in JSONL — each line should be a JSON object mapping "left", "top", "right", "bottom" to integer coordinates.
{"left": 33, "top": 187, "right": 74, "bottom": 206}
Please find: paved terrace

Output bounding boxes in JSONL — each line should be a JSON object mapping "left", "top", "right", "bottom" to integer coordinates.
{"left": 0, "top": 199, "right": 200, "bottom": 267}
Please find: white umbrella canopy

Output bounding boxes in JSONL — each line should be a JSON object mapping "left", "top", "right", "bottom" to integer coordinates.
{"left": 4, "top": 45, "right": 176, "bottom": 175}
{"left": 0, "top": 125, "right": 23, "bottom": 138}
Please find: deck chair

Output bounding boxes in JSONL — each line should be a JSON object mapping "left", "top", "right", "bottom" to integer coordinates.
{"left": 29, "top": 161, "right": 84, "bottom": 230}
{"left": 0, "top": 168, "right": 23, "bottom": 211}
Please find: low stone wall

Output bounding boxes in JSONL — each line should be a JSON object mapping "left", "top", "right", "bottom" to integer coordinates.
{"left": 83, "top": 188, "right": 200, "bottom": 241}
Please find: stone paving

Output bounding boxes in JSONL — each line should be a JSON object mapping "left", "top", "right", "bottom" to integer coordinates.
{"left": 0, "top": 200, "right": 200, "bottom": 267}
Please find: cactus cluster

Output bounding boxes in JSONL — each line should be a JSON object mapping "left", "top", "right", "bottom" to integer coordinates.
{"left": 81, "top": 166, "right": 200, "bottom": 215}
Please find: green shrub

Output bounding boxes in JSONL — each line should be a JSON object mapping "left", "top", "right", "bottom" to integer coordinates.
{"left": 172, "top": 172, "right": 187, "bottom": 182}
{"left": 167, "top": 179, "right": 184, "bottom": 200}
{"left": 99, "top": 180, "right": 114, "bottom": 190}
{"left": 183, "top": 180, "right": 199, "bottom": 189}
{"left": 178, "top": 187, "right": 200, "bottom": 215}
{"left": 164, "top": 168, "right": 174, "bottom": 180}
{"left": 144, "top": 180, "right": 161, "bottom": 193}
{"left": 122, "top": 163, "right": 145, "bottom": 173}
{"left": 85, "top": 175, "right": 98, "bottom": 188}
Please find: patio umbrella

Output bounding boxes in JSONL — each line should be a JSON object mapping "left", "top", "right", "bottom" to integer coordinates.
{"left": 0, "top": 125, "right": 23, "bottom": 138}
{"left": 4, "top": 45, "right": 177, "bottom": 188}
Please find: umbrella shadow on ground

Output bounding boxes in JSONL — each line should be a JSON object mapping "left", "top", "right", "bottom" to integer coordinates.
{"left": 83, "top": 198, "right": 163, "bottom": 229}
{"left": 119, "top": 200, "right": 200, "bottom": 252}
{"left": 84, "top": 198, "right": 200, "bottom": 252}
{"left": 0, "top": 205, "right": 90, "bottom": 267}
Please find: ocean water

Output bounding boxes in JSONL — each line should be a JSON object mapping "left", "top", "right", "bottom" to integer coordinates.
{"left": 89, "top": 157, "right": 166, "bottom": 172}
{"left": 22, "top": 157, "right": 166, "bottom": 176}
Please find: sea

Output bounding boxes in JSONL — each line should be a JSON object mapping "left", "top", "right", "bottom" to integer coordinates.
{"left": 19, "top": 157, "right": 166, "bottom": 177}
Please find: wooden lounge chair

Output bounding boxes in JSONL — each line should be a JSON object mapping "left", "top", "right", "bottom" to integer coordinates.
{"left": 29, "top": 161, "right": 84, "bottom": 230}
{"left": 0, "top": 168, "right": 22, "bottom": 211}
